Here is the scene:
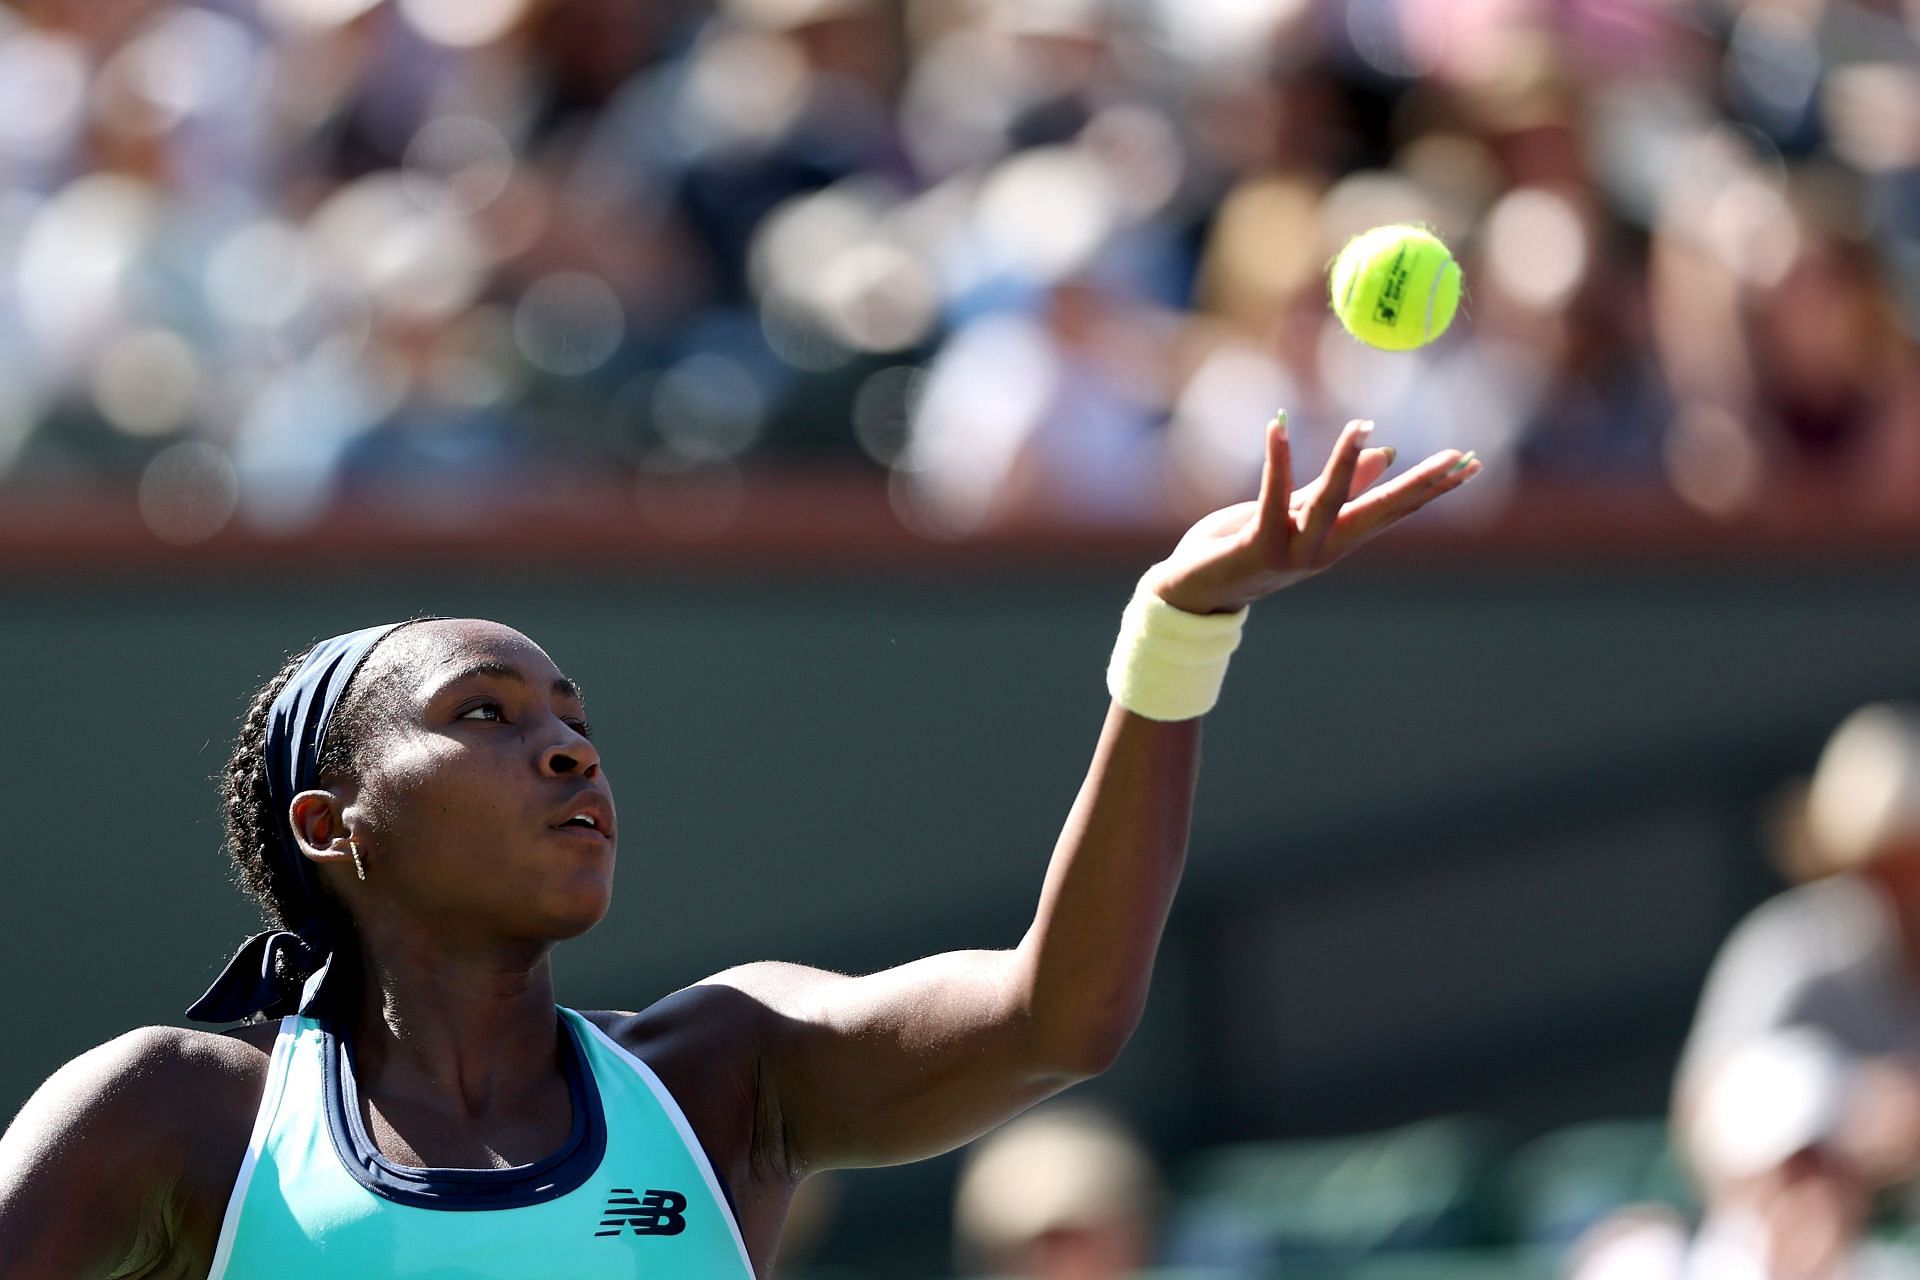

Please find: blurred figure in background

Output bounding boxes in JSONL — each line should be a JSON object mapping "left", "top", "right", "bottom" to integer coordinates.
{"left": 1653, "top": 162, "right": 1920, "bottom": 520}
{"left": 954, "top": 1103, "right": 1161, "bottom": 1280}
{"left": 0, "top": 0, "right": 1917, "bottom": 538}
{"left": 1572, "top": 705, "right": 1920, "bottom": 1280}
{"left": 1676, "top": 706, "right": 1920, "bottom": 1198}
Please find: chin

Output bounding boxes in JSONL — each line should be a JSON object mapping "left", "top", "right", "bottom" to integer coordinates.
{"left": 550, "top": 905, "right": 610, "bottom": 940}
{"left": 543, "top": 878, "right": 615, "bottom": 940}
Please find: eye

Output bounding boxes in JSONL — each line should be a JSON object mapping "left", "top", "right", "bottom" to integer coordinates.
{"left": 458, "top": 701, "right": 504, "bottom": 722}
{"left": 565, "top": 718, "right": 593, "bottom": 740}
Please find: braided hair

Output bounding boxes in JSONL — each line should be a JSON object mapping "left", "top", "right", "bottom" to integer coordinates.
{"left": 220, "top": 620, "right": 436, "bottom": 933}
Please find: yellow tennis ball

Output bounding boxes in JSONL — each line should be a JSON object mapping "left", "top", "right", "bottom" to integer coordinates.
{"left": 1329, "top": 225, "right": 1462, "bottom": 351}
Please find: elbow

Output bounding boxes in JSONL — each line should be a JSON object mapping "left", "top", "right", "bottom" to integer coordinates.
{"left": 1060, "top": 1032, "right": 1130, "bottom": 1082}
{"left": 1008, "top": 951, "right": 1144, "bottom": 1083}
{"left": 1030, "top": 1013, "right": 1137, "bottom": 1083}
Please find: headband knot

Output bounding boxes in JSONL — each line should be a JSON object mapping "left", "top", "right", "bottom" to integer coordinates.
{"left": 187, "top": 622, "right": 410, "bottom": 1024}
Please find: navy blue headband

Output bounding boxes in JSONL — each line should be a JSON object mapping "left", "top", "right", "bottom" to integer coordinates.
{"left": 186, "top": 622, "right": 413, "bottom": 1024}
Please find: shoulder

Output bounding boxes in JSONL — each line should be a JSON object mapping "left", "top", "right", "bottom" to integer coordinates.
{"left": 582, "top": 962, "right": 840, "bottom": 1057}
{"left": 29, "top": 1024, "right": 260, "bottom": 1121}
{"left": 1723, "top": 877, "right": 1887, "bottom": 973}
{"left": 574, "top": 963, "right": 830, "bottom": 1114}
{"left": 1680, "top": 879, "right": 1892, "bottom": 1093}
{"left": 575, "top": 964, "right": 839, "bottom": 1176}
{"left": 1749, "top": 876, "right": 1875, "bottom": 930}
{"left": 1, "top": 1023, "right": 277, "bottom": 1274}
{"left": 11, "top": 1023, "right": 272, "bottom": 1160}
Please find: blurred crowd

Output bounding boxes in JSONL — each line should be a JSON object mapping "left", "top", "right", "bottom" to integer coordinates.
{"left": 0, "top": 0, "right": 1916, "bottom": 542}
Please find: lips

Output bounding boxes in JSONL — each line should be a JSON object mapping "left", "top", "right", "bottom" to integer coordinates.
{"left": 550, "top": 790, "right": 615, "bottom": 842}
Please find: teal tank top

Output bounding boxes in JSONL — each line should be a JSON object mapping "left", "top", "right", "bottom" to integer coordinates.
{"left": 205, "top": 1006, "right": 756, "bottom": 1279}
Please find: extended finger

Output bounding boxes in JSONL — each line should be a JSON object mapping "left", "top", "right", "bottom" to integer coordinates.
{"left": 1302, "top": 420, "right": 1372, "bottom": 551}
{"left": 1288, "top": 446, "right": 1397, "bottom": 514}
{"left": 1332, "top": 449, "right": 1480, "bottom": 544}
{"left": 1252, "top": 412, "right": 1294, "bottom": 534}
{"left": 1347, "top": 445, "right": 1396, "bottom": 500}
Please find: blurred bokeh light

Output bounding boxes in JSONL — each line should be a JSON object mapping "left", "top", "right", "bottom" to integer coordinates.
{"left": 0, "top": 0, "right": 1901, "bottom": 538}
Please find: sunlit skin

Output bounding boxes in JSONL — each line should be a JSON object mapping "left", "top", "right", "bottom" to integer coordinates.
{"left": 0, "top": 420, "right": 1482, "bottom": 1278}
{"left": 287, "top": 621, "right": 620, "bottom": 1167}
{"left": 305, "top": 624, "right": 617, "bottom": 948}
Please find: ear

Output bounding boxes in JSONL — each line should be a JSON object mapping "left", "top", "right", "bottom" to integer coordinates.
{"left": 290, "top": 789, "right": 359, "bottom": 880}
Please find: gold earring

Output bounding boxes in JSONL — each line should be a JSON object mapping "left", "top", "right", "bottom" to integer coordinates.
{"left": 350, "top": 841, "right": 367, "bottom": 882}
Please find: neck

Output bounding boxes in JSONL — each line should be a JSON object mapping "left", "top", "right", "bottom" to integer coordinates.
{"left": 346, "top": 933, "right": 564, "bottom": 1118}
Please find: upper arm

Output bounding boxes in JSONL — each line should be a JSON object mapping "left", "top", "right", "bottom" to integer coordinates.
{"left": 0, "top": 1028, "right": 202, "bottom": 1279}
{"left": 712, "top": 950, "right": 1087, "bottom": 1178}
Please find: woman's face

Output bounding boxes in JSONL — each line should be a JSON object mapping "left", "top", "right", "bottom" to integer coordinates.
{"left": 334, "top": 619, "right": 617, "bottom": 951}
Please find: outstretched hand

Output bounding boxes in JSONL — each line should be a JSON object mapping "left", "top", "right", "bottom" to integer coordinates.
{"left": 1147, "top": 415, "right": 1481, "bottom": 615}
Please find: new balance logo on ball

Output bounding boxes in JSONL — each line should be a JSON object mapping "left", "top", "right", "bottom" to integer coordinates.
{"left": 595, "top": 1187, "right": 688, "bottom": 1236}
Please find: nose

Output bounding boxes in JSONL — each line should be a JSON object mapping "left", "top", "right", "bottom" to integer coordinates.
{"left": 539, "top": 722, "right": 601, "bottom": 779}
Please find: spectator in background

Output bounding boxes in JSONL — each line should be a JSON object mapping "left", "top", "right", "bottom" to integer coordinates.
{"left": 953, "top": 1103, "right": 1161, "bottom": 1280}
{"left": 1571, "top": 705, "right": 1920, "bottom": 1280}
{"left": 0, "top": 0, "right": 1918, "bottom": 539}
{"left": 1675, "top": 704, "right": 1920, "bottom": 1179}
{"left": 1653, "top": 161, "right": 1920, "bottom": 518}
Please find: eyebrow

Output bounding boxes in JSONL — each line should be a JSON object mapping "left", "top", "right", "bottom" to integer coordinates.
{"left": 433, "top": 660, "right": 584, "bottom": 705}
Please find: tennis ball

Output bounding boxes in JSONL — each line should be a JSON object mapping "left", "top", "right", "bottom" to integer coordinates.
{"left": 1329, "top": 225, "right": 1461, "bottom": 351}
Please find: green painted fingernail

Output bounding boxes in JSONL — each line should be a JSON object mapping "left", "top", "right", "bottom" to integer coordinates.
{"left": 1275, "top": 409, "right": 1288, "bottom": 434}
{"left": 1384, "top": 446, "right": 1398, "bottom": 464}
{"left": 1447, "top": 451, "right": 1479, "bottom": 476}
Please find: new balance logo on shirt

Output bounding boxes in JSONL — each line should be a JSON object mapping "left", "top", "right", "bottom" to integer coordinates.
{"left": 596, "top": 1188, "right": 688, "bottom": 1237}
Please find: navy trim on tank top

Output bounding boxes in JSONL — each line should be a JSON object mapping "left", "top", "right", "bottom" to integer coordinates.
{"left": 321, "top": 1013, "right": 609, "bottom": 1211}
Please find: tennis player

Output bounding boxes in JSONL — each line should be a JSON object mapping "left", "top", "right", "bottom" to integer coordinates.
{"left": 0, "top": 418, "right": 1478, "bottom": 1279}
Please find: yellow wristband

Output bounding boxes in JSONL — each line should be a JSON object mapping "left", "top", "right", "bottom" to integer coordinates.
{"left": 1105, "top": 577, "right": 1248, "bottom": 721}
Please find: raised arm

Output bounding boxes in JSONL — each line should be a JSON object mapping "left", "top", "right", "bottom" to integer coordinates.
{"left": 721, "top": 417, "right": 1481, "bottom": 1177}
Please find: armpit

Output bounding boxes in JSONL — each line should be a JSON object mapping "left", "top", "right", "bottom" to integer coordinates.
{"left": 106, "top": 1168, "right": 199, "bottom": 1280}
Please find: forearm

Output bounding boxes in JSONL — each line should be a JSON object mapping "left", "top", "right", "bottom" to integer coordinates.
{"left": 757, "top": 419, "right": 1478, "bottom": 1168}
{"left": 1014, "top": 700, "right": 1201, "bottom": 1075}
